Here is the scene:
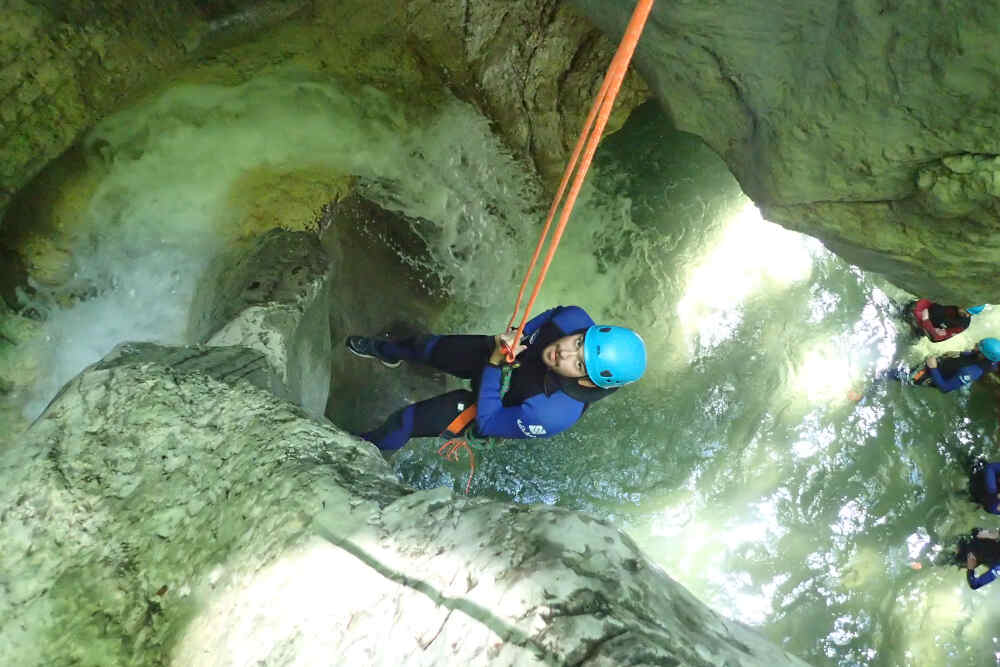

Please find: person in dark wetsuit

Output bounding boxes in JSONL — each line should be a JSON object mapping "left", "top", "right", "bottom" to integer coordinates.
{"left": 956, "top": 529, "right": 1000, "bottom": 590}
{"left": 344, "top": 305, "right": 647, "bottom": 451}
{"left": 970, "top": 462, "right": 1000, "bottom": 514}
{"left": 908, "top": 300, "right": 984, "bottom": 343}
{"left": 880, "top": 337, "right": 1000, "bottom": 393}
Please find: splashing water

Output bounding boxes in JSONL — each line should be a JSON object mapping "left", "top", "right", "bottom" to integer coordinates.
{"left": 19, "top": 73, "right": 540, "bottom": 418}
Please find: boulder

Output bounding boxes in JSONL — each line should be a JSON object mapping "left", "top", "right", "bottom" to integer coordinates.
{"left": 1, "top": 342, "right": 808, "bottom": 666}
{"left": 188, "top": 228, "right": 332, "bottom": 418}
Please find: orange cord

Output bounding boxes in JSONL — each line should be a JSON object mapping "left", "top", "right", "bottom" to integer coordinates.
{"left": 438, "top": 438, "right": 476, "bottom": 494}
{"left": 504, "top": 0, "right": 655, "bottom": 361}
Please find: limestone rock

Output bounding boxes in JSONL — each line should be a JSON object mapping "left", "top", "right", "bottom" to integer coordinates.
{"left": 5, "top": 0, "right": 1000, "bottom": 305}
{"left": 189, "top": 228, "right": 332, "bottom": 417}
{"left": 0, "top": 0, "right": 192, "bottom": 219}
{"left": 569, "top": 0, "right": 1000, "bottom": 302}
{"left": 0, "top": 343, "right": 404, "bottom": 666}
{"left": 223, "top": 165, "right": 354, "bottom": 241}
{"left": 405, "top": 0, "right": 649, "bottom": 186}
{"left": 1, "top": 343, "right": 807, "bottom": 666}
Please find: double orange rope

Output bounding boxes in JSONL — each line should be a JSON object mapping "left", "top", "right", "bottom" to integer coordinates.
{"left": 440, "top": 0, "right": 655, "bottom": 493}
{"left": 504, "top": 0, "right": 655, "bottom": 360}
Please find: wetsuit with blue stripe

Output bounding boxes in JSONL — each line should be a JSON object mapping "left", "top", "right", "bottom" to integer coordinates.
{"left": 360, "top": 306, "right": 614, "bottom": 451}
{"left": 926, "top": 352, "right": 998, "bottom": 393}
{"left": 885, "top": 351, "right": 998, "bottom": 392}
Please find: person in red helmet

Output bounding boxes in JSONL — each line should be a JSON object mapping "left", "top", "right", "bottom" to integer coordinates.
{"left": 908, "top": 300, "right": 985, "bottom": 342}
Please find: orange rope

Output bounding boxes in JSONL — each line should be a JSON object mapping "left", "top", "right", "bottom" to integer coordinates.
{"left": 505, "top": 0, "right": 655, "bottom": 361}
{"left": 438, "top": 438, "right": 476, "bottom": 494}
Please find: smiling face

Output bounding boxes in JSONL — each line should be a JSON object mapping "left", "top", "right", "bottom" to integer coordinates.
{"left": 542, "top": 333, "right": 588, "bottom": 379}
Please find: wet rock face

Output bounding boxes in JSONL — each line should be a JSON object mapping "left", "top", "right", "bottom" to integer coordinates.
{"left": 188, "top": 228, "right": 333, "bottom": 418}
{"left": 1, "top": 342, "right": 807, "bottom": 666}
{"left": 404, "top": 0, "right": 648, "bottom": 185}
{"left": 569, "top": 0, "right": 1000, "bottom": 302}
{"left": 1, "top": 0, "right": 197, "bottom": 216}
{"left": 0, "top": 343, "right": 405, "bottom": 666}
{"left": 0, "top": 0, "right": 643, "bottom": 227}
{"left": 0, "top": 0, "right": 309, "bottom": 222}
{"left": 4, "top": 0, "right": 1000, "bottom": 300}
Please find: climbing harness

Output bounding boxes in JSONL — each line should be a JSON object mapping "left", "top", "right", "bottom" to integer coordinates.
{"left": 437, "top": 365, "right": 513, "bottom": 494}
{"left": 437, "top": 0, "right": 655, "bottom": 493}
{"left": 503, "top": 0, "right": 655, "bottom": 362}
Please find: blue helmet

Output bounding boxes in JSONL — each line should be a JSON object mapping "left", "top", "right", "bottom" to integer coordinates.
{"left": 967, "top": 305, "right": 986, "bottom": 315}
{"left": 583, "top": 325, "right": 647, "bottom": 388}
{"left": 980, "top": 338, "right": 1000, "bottom": 363}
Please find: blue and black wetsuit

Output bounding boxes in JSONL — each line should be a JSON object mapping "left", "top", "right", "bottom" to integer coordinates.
{"left": 885, "top": 352, "right": 998, "bottom": 393}
{"left": 925, "top": 352, "right": 997, "bottom": 392}
{"left": 361, "top": 306, "right": 615, "bottom": 451}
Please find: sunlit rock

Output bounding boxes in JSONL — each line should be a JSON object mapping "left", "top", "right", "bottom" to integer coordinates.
{"left": 568, "top": 0, "right": 1000, "bottom": 302}
{"left": 224, "top": 165, "right": 354, "bottom": 240}
{"left": 0, "top": 343, "right": 807, "bottom": 666}
{"left": 188, "top": 228, "right": 332, "bottom": 417}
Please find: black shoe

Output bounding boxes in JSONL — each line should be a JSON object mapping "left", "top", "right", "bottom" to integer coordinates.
{"left": 345, "top": 336, "right": 401, "bottom": 368}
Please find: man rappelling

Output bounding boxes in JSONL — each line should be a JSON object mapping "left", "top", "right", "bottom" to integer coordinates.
{"left": 346, "top": 305, "right": 646, "bottom": 451}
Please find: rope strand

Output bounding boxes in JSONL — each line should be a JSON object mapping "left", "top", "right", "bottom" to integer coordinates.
{"left": 505, "top": 0, "right": 655, "bottom": 361}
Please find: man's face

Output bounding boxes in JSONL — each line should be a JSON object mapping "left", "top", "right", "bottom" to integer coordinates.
{"left": 542, "top": 333, "right": 587, "bottom": 379}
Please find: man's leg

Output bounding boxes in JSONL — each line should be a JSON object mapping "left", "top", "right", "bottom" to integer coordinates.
{"left": 379, "top": 334, "right": 493, "bottom": 379}
{"left": 361, "top": 389, "right": 476, "bottom": 451}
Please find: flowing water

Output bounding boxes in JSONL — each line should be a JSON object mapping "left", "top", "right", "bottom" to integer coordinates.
{"left": 12, "top": 72, "right": 1000, "bottom": 666}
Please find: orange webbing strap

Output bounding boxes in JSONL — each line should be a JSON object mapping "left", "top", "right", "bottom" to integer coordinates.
{"left": 504, "top": 0, "right": 655, "bottom": 361}
{"left": 442, "top": 404, "right": 477, "bottom": 437}
{"left": 438, "top": 404, "right": 478, "bottom": 494}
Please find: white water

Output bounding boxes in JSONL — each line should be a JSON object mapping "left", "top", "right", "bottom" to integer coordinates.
{"left": 19, "top": 73, "right": 538, "bottom": 419}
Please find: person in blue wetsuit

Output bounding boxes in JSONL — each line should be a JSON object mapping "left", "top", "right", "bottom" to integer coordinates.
{"left": 881, "top": 337, "right": 1000, "bottom": 393}
{"left": 957, "top": 529, "right": 1000, "bottom": 590}
{"left": 344, "top": 305, "right": 647, "bottom": 451}
{"left": 970, "top": 462, "right": 1000, "bottom": 514}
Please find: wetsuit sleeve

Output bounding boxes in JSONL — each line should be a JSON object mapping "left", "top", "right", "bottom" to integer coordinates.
{"left": 475, "top": 365, "right": 582, "bottom": 439}
{"left": 928, "top": 363, "right": 982, "bottom": 393}
{"left": 968, "top": 565, "right": 1000, "bottom": 590}
{"left": 475, "top": 365, "right": 529, "bottom": 438}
